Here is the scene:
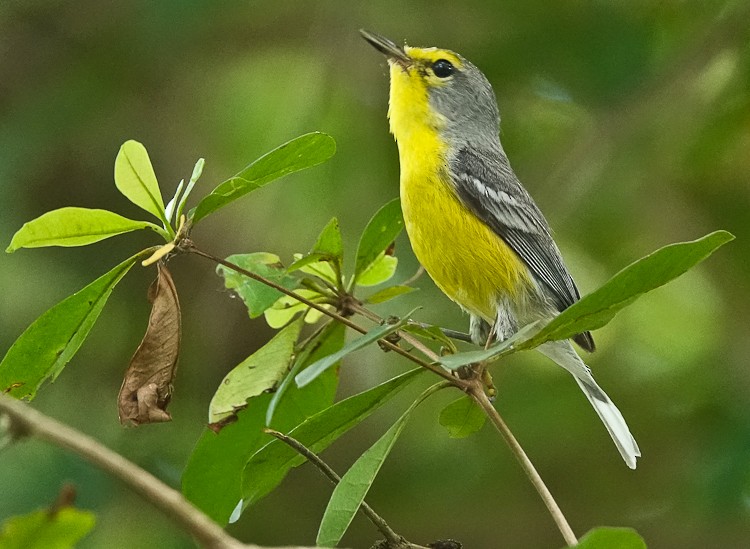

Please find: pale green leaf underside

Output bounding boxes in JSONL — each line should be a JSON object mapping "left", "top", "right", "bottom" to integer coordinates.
{"left": 209, "top": 321, "right": 302, "bottom": 423}
{"left": 6, "top": 207, "right": 158, "bottom": 252}
{"left": 572, "top": 527, "right": 647, "bottom": 549}
{"left": 114, "top": 140, "right": 165, "bottom": 220}
{"left": 439, "top": 395, "right": 486, "bottom": 438}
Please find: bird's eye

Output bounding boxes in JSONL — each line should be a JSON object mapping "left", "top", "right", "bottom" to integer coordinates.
{"left": 431, "top": 59, "right": 454, "bottom": 78}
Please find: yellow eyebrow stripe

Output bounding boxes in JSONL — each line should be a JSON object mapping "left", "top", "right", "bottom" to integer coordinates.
{"left": 404, "top": 47, "right": 463, "bottom": 68}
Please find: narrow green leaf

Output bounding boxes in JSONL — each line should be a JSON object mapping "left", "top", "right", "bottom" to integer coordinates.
{"left": 218, "top": 253, "right": 299, "bottom": 318}
{"left": 295, "top": 315, "right": 412, "bottom": 388}
{"left": 525, "top": 230, "right": 734, "bottom": 348}
{"left": 6, "top": 207, "right": 161, "bottom": 252}
{"left": 182, "top": 393, "right": 273, "bottom": 525}
{"left": 266, "top": 322, "right": 345, "bottom": 427}
{"left": 365, "top": 285, "right": 416, "bottom": 304}
{"left": 354, "top": 198, "right": 404, "bottom": 279}
{"left": 241, "top": 368, "right": 423, "bottom": 511}
{"left": 439, "top": 395, "right": 486, "bottom": 438}
{"left": 316, "top": 382, "right": 444, "bottom": 547}
{"left": 438, "top": 322, "right": 542, "bottom": 370}
{"left": 209, "top": 321, "right": 302, "bottom": 423}
{"left": 191, "top": 132, "right": 336, "bottom": 223}
{"left": 0, "top": 507, "right": 96, "bottom": 549}
{"left": 441, "top": 231, "right": 733, "bottom": 369}
{"left": 175, "top": 158, "right": 205, "bottom": 223}
{"left": 356, "top": 253, "right": 398, "bottom": 287}
{"left": 572, "top": 527, "right": 646, "bottom": 549}
{"left": 0, "top": 254, "right": 140, "bottom": 399}
{"left": 114, "top": 140, "right": 166, "bottom": 221}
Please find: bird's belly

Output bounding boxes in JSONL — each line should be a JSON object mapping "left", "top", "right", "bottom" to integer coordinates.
{"left": 401, "top": 170, "right": 532, "bottom": 321}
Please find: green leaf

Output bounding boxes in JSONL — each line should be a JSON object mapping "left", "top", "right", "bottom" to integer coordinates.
{"left": 6, "top": 207, "right": 162, "bottom": 252}
{"left": 365, "top": 285, "right": 416, "bottom": 304}
{"left": 114, "top": 140, "right": 166, "bottom": 222}
{"left": 263, "top": 290, "right": 331, "bottom": 329}
{"left": 0, "top": 507, "right": 96, "bottom": 549}
{"left": 218, "top": 253, "right": 299, "bottom": 318}
{"left": 295, "top": 315, "right": 412, "bottom": 388}
{"left": 439, "top": 395, "right": 486, "bottom": 438}
{"left": 182, "top": 393, "right": 273, "bottom": 525}
{"left": 356, "top": 253, "right": 398, "bottom": 287}
{"left": 438, "top": 322, "right": 542, "bottom": 370}
{"left": 525, "top": 230, "right": 734, "bottom": 348}
{"left": 0, "top": 254, "right": 140, "bottom": 399}
{"left": 572, "top": 527, "right": 646, "bottom": 549}
{"left": 176, "top": 157, "right": 204, "bottom": 222}
{"left": 209, "top": 321, "right": 302, "bottom": 423}
{"left": 241, "top": 368, "right": 423, "bottom": 512}
{"left": 266, "top": 322, "right": 345, "bottom": 428}
{"left": 441, "top": 231, "right": 734, "bottom": 370}
{"left": 287, "top": 217, "right": 344, "bottom": 278}
{"left": 316, "top": 382, "right": 444, "bottom": 547}
{"left": 191, "top": 132, "right": 336, "bottom": 223}
{"left": 354, "top": 198, "right": 404, "bottom": 280}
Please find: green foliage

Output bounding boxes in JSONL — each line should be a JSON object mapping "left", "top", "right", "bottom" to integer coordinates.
{"left": 218, "top": 252, "right": 299, "bottom": 318}
{"left": 191, "top": 132, "right": 336, "bottom": 223}
{"left": 316, "top": 382, "right": 444, "bottom": 547}
{"left": 572, "top": 527, "right": 647, "bottom": 549}
{"left": 240, "top": 368, "right": 423, "bottom": 512}
{"left": 353, "top": 197, "right": 404, "bottom": 282}
{"left": 440, "top": 231, "right": 734, "bottom": 369}
{"left": 114, "top": 140, "right": 166, "bottom": 224}
{"left": 182, "top": 393, "right": 274, "bottom": 525}
{"left": 4, "top": 132, "right": 734, "bottom": 548}
{"left": 295, "top": 315, "right": 413, "bottom": 388}
{"left": 0, "top": 254, "right": 140, "bottom": 399}
{"left": 0, "top": 508, "right": 95, "bottom": 549}
{"left": 5, "top": 208, "right": 161, "bottom": 252}
{"left": 439, "top": 395, "right": 486, "bottom": 438}
{"left": 209, "top": 320, "right": 302, "bottom": 423}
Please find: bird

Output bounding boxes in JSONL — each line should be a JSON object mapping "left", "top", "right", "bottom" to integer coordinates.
{"left": 361, "top": 29, "right": 640, "bottom": 469}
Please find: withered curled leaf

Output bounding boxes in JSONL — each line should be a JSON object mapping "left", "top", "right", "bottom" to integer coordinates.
{"left": 118, "top": 263, "right": 181, "bottom": 425}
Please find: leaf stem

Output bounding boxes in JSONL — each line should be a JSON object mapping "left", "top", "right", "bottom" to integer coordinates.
{"left": 467, "top": 384, "right": 578, "bottom": 546}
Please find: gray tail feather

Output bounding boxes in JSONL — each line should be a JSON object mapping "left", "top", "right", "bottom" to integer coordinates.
{"left": 538, "top": 340, "right": 640, "bottom": 469}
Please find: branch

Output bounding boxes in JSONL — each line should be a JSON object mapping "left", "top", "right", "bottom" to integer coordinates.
{"left": 0, "top": 393, "right": 323, "bottom": 549}
{"left": 183, "top": 241, "right": 577, "bottom": 546}
{"left": 265, "top": 429, "right": 427, "bottom": 549}
{"left": 467, "top": 385, "right": 578, "bottom": 546}
{"left": 185, "top": 243, "right": 458, "bottom": 385}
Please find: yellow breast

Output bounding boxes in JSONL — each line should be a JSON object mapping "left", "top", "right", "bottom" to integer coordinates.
{"left": 387, "top": 59, "right": 531, "bottom": 321}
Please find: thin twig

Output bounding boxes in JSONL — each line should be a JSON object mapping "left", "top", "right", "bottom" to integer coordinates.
{"left": 264, "top": 429, "right": 427, "bottom": 549}
{"left": 0, "top": 394, "right": 322, "bottom": 549}
{"left": 467, "top": 385, "right": 578, "bottom": 546}
{"left": 186, "top": 244, "right": 459, "bottom": 385}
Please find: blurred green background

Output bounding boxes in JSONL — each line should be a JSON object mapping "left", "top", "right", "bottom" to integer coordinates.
{"left": 2, "top": 1, "right": 749, "bottom": 547}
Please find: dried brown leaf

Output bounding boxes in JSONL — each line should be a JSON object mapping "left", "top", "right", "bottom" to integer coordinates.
{"left": 118, "top": 263, "right": 181, "bottom": 425}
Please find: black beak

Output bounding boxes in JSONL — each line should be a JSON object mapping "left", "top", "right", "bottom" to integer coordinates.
{"left": 360, "top": 29, "right": 410, "bottom": 67}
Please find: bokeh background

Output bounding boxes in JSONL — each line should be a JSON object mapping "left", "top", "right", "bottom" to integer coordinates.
{"left": 2, "top": 1, "right": 749, "bottom": 547}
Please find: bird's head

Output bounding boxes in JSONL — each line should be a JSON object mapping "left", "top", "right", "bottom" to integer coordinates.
{"left": 361, "top": 30, "right": 501, "bottom": 148}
